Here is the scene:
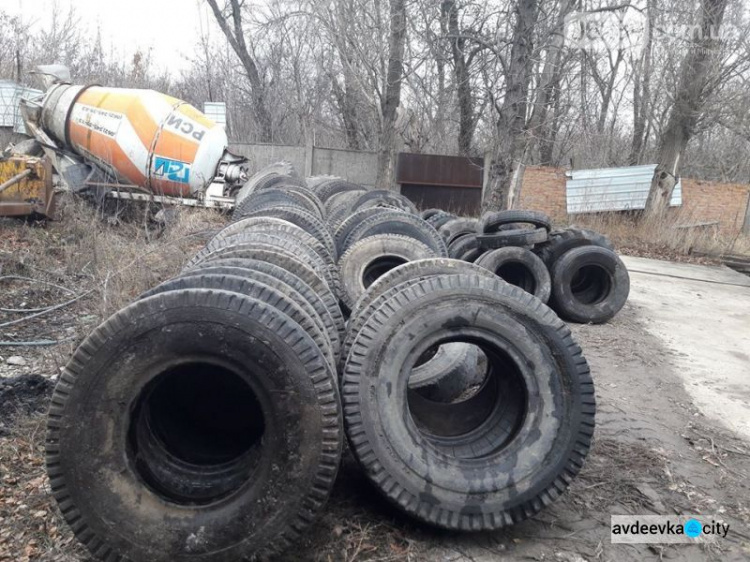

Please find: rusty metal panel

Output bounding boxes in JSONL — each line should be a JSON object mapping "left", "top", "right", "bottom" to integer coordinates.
{"left": 401, "top": 184, "right": 481, "bottom": 217}
{"left": 397, "top": 153, "right": 483, "bottom": 188}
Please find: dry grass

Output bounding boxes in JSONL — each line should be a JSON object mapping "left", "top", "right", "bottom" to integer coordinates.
{"left": 1, "top": 194, "right": 224, "bottom": 327}
{"left": 566, "top": 209, "right": 750, "bottom": 263}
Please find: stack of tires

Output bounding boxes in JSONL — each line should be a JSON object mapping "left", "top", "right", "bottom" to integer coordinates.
{"left": 46, "top": 163, "right": 597, "bottom": 561}
{"left": 422, "top": 208, "right": 630, "bottom": 324}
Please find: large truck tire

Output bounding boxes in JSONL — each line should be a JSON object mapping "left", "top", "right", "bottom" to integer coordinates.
{"left": 46, "top": 289, "right": 342, "bottom": 561}
{"left": 341, "top": 211, "right": 448, "bottom": 257}
{"left": 337, "top": 234, "right": 437, "bottom": 311}
{"left": 550, "top": 246, "right": 630, "bottom": 323}
{"left": 475, "top": 247, "right": 552, "bottom": 303}
{"left": 342, "top": 274, "right": 594, "bottom": 530}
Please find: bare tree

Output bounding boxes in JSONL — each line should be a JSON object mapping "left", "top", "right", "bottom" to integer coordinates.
{"left": 482, "top": 0, "right": 539, "bottom": 212}
{"left": 644, "top": 0, "right": 729, "bottom": 217}
{"left": 205, "top": 0, "right": 274, "bottom": 142}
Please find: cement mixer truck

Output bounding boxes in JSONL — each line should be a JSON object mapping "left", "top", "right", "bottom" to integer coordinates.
{"left": 6, "top": 65, "right": 250, "bottom": 214}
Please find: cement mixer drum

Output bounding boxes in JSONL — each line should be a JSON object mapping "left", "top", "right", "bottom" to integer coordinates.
{"left": 40, "top": 84, "right": 228, "bottom": 197}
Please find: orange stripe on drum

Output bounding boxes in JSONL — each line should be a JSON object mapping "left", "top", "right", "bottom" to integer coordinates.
{"left": 76, "top": 88, "right": 157, "bottom": 154}
{"left": 69, "top": 121, "right": 147, "bottom": 186}
{"left": 151, "top": 129, "right": 199, "bottom": 163}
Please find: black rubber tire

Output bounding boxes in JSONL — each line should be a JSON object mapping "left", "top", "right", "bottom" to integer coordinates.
{"left": 139, "top": 274, "right": 336, "bottom": 369}
{"left": 549, "top": 246, "right": 630, "bottom": 324}
{"left": 208, "top": 218, "right": 335, "bottom": 267}
{"left": 268, "top": 185, "right": 326, "bottom": 219}
{"left": 480, "top": 210, "right": 552, "bottom": 233}
{"left": 316, "top": 179, "right": 366, "bottom": 203}
{"left": 184, "top": 253, "right": 344, "bottom": 344}
{"left": 438, "top": 218, "right": 480, "bottom": 245}
{"left": 324, "top": 189, "right": 368, "bottom": 217}
{"left": 476, "top": 227, "right": 549, "bottom": 249}
{"left": 46, "top": 289, "right": 342, "bottom": 561}
{"left": 420, "top": 208, "right": 442, "bottom": 220}
{"left": 350, "top": 257, "right": 496, "bottom": 321}
{"left": 475, "top": 247, "right": 552, "bottom": 303}
{"left": 409, "top": 342, "right": 484, "bottom": 402}
{"left": 183, "top": 260, "right": 342, "bottom": 360}
{"left": 342, "top": 274, "right": 594, "bottom": 530}
{"left": 306, "top": 175, "right": 338, "bottom": 190}
{"left": 535, "top": 228, "right": 616, "bottom": 267}
{"left": 233, "top": 162, "right": 298, "bottom": 206}
{"left": 233, "top": 189, "right": 310, "bottom": 219}
{"left": 186, "top": 237, "right": 340, "bottom": 296}
{"left": 334, "top": 207, "right": 394, "bottom": 255}
{"left": 341, "top": 211, "right": 448, "bottom": 257}
{"left": 427, "top": 212, "right": 456, "bottom": 230}
{"left": 239, "top": 206, "right": 337, "bottom": 260}
{"left": 351, "top": 190, "right": 418, "bottom": 215}
{"left": 337, "top": 234, "right": 437, "bottom": 311}
{"left": 448, "top": 233, "right": 482, "bottom": 261}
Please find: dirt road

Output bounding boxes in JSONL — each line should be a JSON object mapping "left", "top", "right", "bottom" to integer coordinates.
{"left": 1, "top": 241, "right": 749, "bottom": 561}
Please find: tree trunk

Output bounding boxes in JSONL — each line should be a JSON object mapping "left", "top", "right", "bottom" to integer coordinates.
{"left": 206, "top": 0, "right": 273, "bottom": 142}
{"left": 442, "top": 0, "right": 474, "bottom": 155}
{"left": 375, "top": 0, "right": 407, "bottom": 190}
{"left": 482, "top": 0, "right": 539, "bottom": 212}
{"left": 628, "top": 0, "right": 655, "bottom": 165}
{"left": 644, "top": 0, "right": 728, "bottom": 218}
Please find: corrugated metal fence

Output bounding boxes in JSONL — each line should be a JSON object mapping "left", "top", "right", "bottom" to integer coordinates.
{"left": 566, "top": 165, "right": 681, "bottom": 214}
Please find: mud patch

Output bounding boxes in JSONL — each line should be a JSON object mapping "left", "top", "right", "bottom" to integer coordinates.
{"left": 0, "top": 374, "right": 53, "bottom": 436}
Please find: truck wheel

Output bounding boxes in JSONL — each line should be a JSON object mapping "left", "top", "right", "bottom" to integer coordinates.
{"left": 46, "top": 289, "right": 342, "bottom": 561}
{"left": 341, "top": 210, "right": 448, "bottom": 257}
{"left": 475, "top": 247, "right": 552, "bottom": 303}
{"left": 139, "top": 274, "right": 336, "bottom": 369}
{"left": 342, "top": 274, "right": 594, "bottom": 530}
{"left": 550, "top": 246, "right": 630, "bottom": 323}
{"left": 338, "top": 234, "right": 436, "bottom": 311}
{"left": 184, "top": 261, "right": 342, "bottom": 360}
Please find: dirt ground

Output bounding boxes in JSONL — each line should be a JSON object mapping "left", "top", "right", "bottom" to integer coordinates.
{"left": 1, "top": 206, "right": 749, "bottom": 561}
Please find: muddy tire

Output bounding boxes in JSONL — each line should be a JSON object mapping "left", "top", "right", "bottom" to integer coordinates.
{"left": 239, "top": 206, "right": 337, "bottom": 260}
{"left": 338, "top": 234, "right": 437, "bottom": 311}
{"left": 535, "top": 228, "right": 615, "bottom": 267}
{"left": 448, "top": 233, "right": 483, "bottom": 261}
{"left": 409, "top": 342, "right": 483, "bottom": 401}
{"left": 183, "top": 260, "right": 343, "bottom": 358}
{"left": 550, "top": 246, "right": 630, "bottom": 324}
{"left": 185, "top": 253, "right": 344, "bottom": 343}
{"left": 334, "top": 207, "right": 394, "bottom": 254}
{"left": 477, "top": 227, "right": 548, "bottom": 249}
{"left": 438, "top": 218, "right": 479, "bottom": 245}
{"left": 480, "top": 210, "right": 552, "bottom": 233}
{"left": 350, "top": 257, "right": 495, "bottom": 321}
{"left": 475, "top": 247, "right": 552, "bottom": 303}
{"left": 341, "top": 210, "right": 448, "bottom": 257}
{"left": 46, "top": 289, "right": 342, "bottom": 561}
{"left": 342, "top": 274, "right": 594, "bottom": 530}
{"left": 351, "top": 190, "right": 418, "bottom": 215}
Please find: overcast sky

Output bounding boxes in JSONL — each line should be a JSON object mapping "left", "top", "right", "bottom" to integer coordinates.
{"left": 6, "top": 0, "right": 214, "bottom": 74}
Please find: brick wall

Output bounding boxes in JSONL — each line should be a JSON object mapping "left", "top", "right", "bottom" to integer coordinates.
{"left": 518, "top": 166, "right": 568, "bottom": 223}
{"left": 680, "top": 178, "right": 750, "bottom": 234}
{"left": 516, "top": 165, "right": 750, "bottom": 234}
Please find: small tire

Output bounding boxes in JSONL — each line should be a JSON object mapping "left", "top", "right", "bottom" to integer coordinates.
{"left": 475, "top": 247, "right": 552, "bottom": 303}
{"left": 549, "top": 246, "right": 630, "bottom": 324}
